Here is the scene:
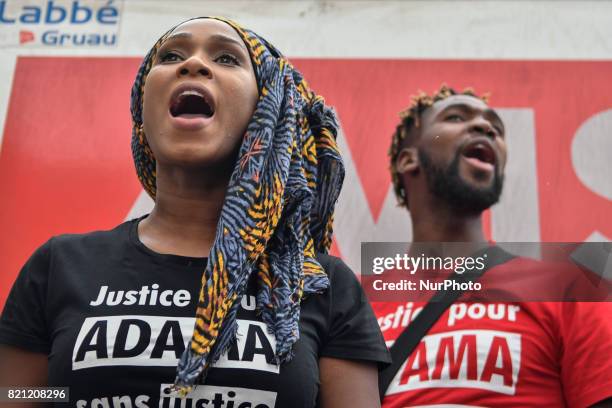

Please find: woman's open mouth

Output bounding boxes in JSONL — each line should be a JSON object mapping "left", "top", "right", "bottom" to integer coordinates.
{"left": 168, "top": 83, "right": 215, "bottom": 130}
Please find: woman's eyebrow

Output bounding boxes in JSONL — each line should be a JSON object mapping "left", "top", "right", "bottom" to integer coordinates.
{"left": 208, "top": 33, "right": 247, "bottom": 50}
{"left": 166, "top": 31, "right": 246, "bottom": 51}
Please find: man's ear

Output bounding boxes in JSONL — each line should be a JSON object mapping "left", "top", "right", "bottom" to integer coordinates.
{"left": 396, "top": 147, "right": 419, "bottom": 175}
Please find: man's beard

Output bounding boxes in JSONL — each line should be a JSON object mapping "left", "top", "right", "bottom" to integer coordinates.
{"left": 418, "top": 148, "right": 504, "bottom": 215}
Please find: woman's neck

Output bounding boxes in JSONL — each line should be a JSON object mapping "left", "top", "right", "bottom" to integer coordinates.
{"left": 138, "top": 165, "right": 230, "bottom": 258}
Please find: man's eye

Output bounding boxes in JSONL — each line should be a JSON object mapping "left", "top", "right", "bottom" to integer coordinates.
{"left": 159, "top": 51, "right": 182, "bottom": 63}
{"left": 446, "top": 114, "right": 464, "bottom": 122}
{"left": 215, "top": 54, "right": 239, "bottom": 66}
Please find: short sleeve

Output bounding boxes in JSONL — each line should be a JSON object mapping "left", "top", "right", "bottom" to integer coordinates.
{"left": 0, "top": 240, "right": 52, "bottom": 353}
{"left": 319, "top": 255, "right": 391, "bottom": 366}
{"left": 560, "top": 301, "right": 612, "bottom": 407}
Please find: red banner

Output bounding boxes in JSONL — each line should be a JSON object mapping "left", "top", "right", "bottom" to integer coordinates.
{"left": 1, "top": 57, "right": 611, "bottom": 307}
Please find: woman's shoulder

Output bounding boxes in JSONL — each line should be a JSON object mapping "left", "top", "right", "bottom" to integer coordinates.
{"left": 316, "top": 252, "right": 350, "bottom": 272}
{"left": 47, "top": 219, "right": 136, "bottom": 253}
{"left": 314, "top": 253, "right": 360, "bottom": 288}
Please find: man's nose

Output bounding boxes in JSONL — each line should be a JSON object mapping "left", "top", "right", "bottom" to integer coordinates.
{"left": 470, "top": 117, "right": 496, "bottom": 139}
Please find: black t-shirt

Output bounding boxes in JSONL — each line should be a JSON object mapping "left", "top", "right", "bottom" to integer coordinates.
{"left": 0, "top": 218, "right": 390, "bottom": 408}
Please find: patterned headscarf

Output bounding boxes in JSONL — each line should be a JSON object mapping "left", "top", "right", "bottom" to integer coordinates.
{"left": 130, "top": 17, "right": 344, "bottom": 394}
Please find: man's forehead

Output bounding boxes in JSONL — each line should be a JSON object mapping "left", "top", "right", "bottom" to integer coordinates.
{"left": 426, "top": 94, "right": 491, "bottom": 118}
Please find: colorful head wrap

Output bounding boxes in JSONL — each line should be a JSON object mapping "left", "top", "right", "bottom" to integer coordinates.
{"left": 130, "top": 17, "right": 345, "bottom": 394}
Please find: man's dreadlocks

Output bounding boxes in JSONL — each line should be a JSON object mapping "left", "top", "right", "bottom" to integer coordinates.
{"left": 389, "top": 84, "right": 490, "bottom": 207}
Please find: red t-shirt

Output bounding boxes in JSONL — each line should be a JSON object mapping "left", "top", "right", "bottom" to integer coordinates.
{"left": 373, "top": 258, "right": 612, "bottom": 407}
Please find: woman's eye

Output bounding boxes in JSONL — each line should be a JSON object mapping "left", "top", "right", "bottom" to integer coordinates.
{"left": 159, "top": 51, "right": 182, "bottom": 63}
{"left": 215, "top": 54, "right": 240, "bottom": 66}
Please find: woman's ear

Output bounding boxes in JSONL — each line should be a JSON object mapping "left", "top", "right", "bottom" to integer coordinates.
{"left": 396, "top": 147, "right": 419, "bottom": 175}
